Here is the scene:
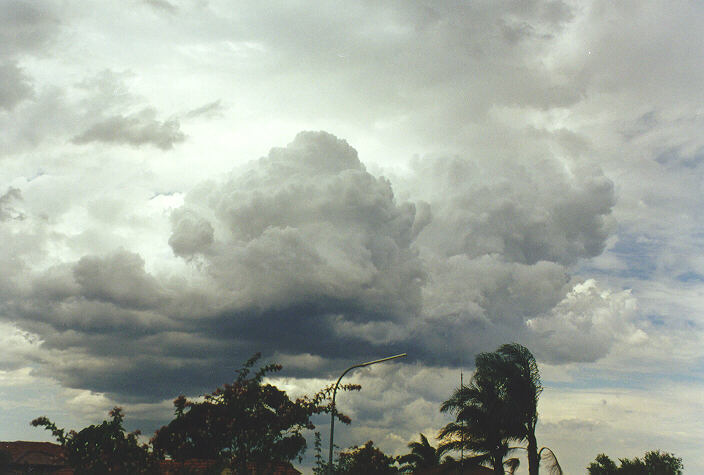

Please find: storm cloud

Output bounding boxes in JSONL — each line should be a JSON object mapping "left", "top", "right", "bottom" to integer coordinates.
{"left": 3, "top": 1, "right": 703, "bottom": 470}
{"left": 0, "top": 131, "right": 626, "bottom": 399}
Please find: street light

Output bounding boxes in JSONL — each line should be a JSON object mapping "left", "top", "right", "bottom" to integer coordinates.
{"left": 327, "top": 353, "right": 407, "bottom": 474}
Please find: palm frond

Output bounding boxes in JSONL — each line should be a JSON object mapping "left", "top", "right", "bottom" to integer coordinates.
{"left": 539, "top": 446, "right": 563, "bottom": 475}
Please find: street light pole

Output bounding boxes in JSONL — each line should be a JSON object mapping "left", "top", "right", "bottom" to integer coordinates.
{"left": 327, "top": 353, "right": 407, "bottom": 474}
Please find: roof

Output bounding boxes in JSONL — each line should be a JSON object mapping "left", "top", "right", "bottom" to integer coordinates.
{"left": 160, "top": 459, "right": 302, "bottom": 474}
{"left": 414, "top": 465, "right": 496, "bottom": 475}
{"left": 0, "top": 441, "right": 67, "bottom": 466}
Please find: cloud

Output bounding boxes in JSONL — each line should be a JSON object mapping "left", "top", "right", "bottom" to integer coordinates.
{"left": 0, "top": 61, "right": 33, "bottom": 110}
{"left": 406, "top": 155, "right": 615, "bottom": 266}
{"left": 141, "top": 0, "right": 177, "bottom": 14}
{"left": 169, "top": 131, "right": 426, "bottom": 322}
{"left": 0, "top": 187, "right": 23, "bottom": 221}
{"left": 185, "top": 100, "right": 224, "bottom": 119}
{"left": 525, "top": 279, "right": 645, "bottom": 363}
{"left": 72, "top": 108, "right": 186, "bottom": 149}
{"left": 72, "top": 250, "right": 168, "bottom": 311}
{"left": 0, "top": 131, "right": 629, "bottom": 400}
{"left": 0, "top": 0, "right": 59, "bottom": 57}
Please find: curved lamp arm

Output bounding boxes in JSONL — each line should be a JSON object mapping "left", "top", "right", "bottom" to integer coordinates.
{"left": 327, "top": 353, "right": 407, "bottom": 474}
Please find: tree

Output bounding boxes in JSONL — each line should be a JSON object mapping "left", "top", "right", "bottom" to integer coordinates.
{"left": 439, "top": 343, "right": 559, "bottom": 475}
{"left": 493, "top": 343, "right": 543, "bottom": 475}
{"left": 397, "top": 433, "right": 442, "bottom": 472}
{"left": 151, "top": 353, "right": 359, "bottom": 473}
{"left": 587, "top": 450, "right": 683, "bottom": 475}
{"left": 31, "top": 407, "right": 154, "bottom": 474}
{"left": 587, "top": 453, "right": 619, "bottom": 475}
{"left": 641, "top": 450, "right": 684, "bottom": 474}
{"left": 438, "top": 360, "right": 512, "bottom": 474}
{"left": 336, "top": 440, "right": 399, "bottom": 474}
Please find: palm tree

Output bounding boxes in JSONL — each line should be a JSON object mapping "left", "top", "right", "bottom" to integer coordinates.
{"left": 397, "top": 433, "right": 441, "bottom": 472}
{"left": 438, "top": 360, "right": 514, "bottom": 474}
{"left": 504, "top": 457, "right": 520, "bottom": 475}
{"left": 508, "top": 446, "right": 563, "bottom": 475}
{"left": 494, "top": 343, "right": 543, "bottom": 475}
{"left": 439, "top": 343, "right": 551, "bottom": 475}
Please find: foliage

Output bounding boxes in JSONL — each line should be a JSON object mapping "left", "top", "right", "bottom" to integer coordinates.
{"left": 397, "top": 433, "right": 442, "bottom": 472}
{"left": 31, "top": 407, "right": 155, "bottom": 474}
{"left": 335, "top": 440, "right": 399, "bottom": 474}
{"left": 588, "top": 453, "right": 619, "bottom": 475}
{"left": 587, "top": 450, "right": 683, "bottom": 475}
{"left": 151, "top": 352, "right": 359, "bottom": 473}
{"left": 439, "top": 344, "right": 536, "bottom": 474}
{"left": 438, "top": 343, "right": 559, "bottom": 475}
{"left": 439, "top": 370, "right": 510, "bottom": 473}
{"left": 493, "top": 343, "right": 543, "bottom": 475}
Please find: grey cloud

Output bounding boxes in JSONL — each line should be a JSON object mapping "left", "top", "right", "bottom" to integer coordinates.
{"left": 0, "top": 187, "right": 23, "bottom": 221}
{"left": 185, "top": 100, "right": 223, "bottom": 119}
{"left": 2, "top": 132, "right": 623, "bottom": 400}
{"left": 72, "top": 108, "right": 186, "bottom": 150}
{"left": 0, "top": 0, "right": 59, "bottom": 57}
{"left": 406, "top": 156, "right": 615, "bottom": 265}
{"left": 73, "top": 249, "right": 168, "bottom": 311}
{"left": 142, "top": 0, "right": 177, "bottom": 14}
{"left": 170, "top": 131, "right": 426, "bottom": 321}
{"left": 168, "top": 209, "right": 214, "bottom": 257}
{"left": 0, "top": 61, "right": 33, "bottom": 110}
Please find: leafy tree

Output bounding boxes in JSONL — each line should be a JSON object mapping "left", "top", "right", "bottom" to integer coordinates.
{"left": 641, "top": 450, "right": 684, "bottom": 474}
{"left": 587, "top": 453, "right": 619, "bottom": 475}
{"left": 151, "top": 353, "right": 359, "bottom": 473}
{"left": 588, "top": 453, "right": 618, "bottom": 475}
{"left": 587, "top": 450, "right": 683, "bottom": 475}
{"left": 31, "top": 407, "right": 155, "bottom": 474}
{"left": 397, "top": 433, "right": 442, "bottom": 472}
{"left": 336, "top": 440, "right": 399, "bottom": 474}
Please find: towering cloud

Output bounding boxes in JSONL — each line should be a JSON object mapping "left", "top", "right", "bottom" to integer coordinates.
{"left": 0, "top": 131, "right": 631, "bottom": 400}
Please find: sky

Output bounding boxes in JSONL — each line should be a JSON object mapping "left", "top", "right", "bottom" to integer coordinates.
{"left": 1, "top": 0, "right": 703, "bottom": 473}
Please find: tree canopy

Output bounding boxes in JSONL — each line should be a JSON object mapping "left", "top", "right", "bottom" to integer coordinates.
{"left": 336, "top": 440, "right": 399, "bottom": 474}
{"left": 438, "top": 343, "right": 558, "bottom": 475}
{"left": 151, "top": 352, "right": 358, "bottom": 472}
{"left": 31, "top": 407, "right": 154, "bottom": 474}
{"left": 397, "top": 433, "right": 443, "bottom": 472}
{"left": 587, "top": 450, "right": 683, "bottom": 475}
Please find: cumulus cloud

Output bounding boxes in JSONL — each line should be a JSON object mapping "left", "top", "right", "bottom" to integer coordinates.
{"left": 0, "top": 131, "right": 625, "bottom": 400}
{"left": 72, "top": 108, "right": 186, "bottom": 149}
{"left": 407, "top": 156, "right": 615, "bottom": 265}
{"left": 169, "top": 132, "right": 426, "bottom": 320}
{"left": 526, "top": 279, "right": 645, "bottom": 363}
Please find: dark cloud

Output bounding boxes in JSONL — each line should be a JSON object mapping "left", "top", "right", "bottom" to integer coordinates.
{"left": 73, "top": 250, "right": 168, "bottom": 311}
{"left": 1, "top": 132, "right": 625, "bottom": 400}
{"left": 72, "top": 108, "right": 186, "bottom": 150}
